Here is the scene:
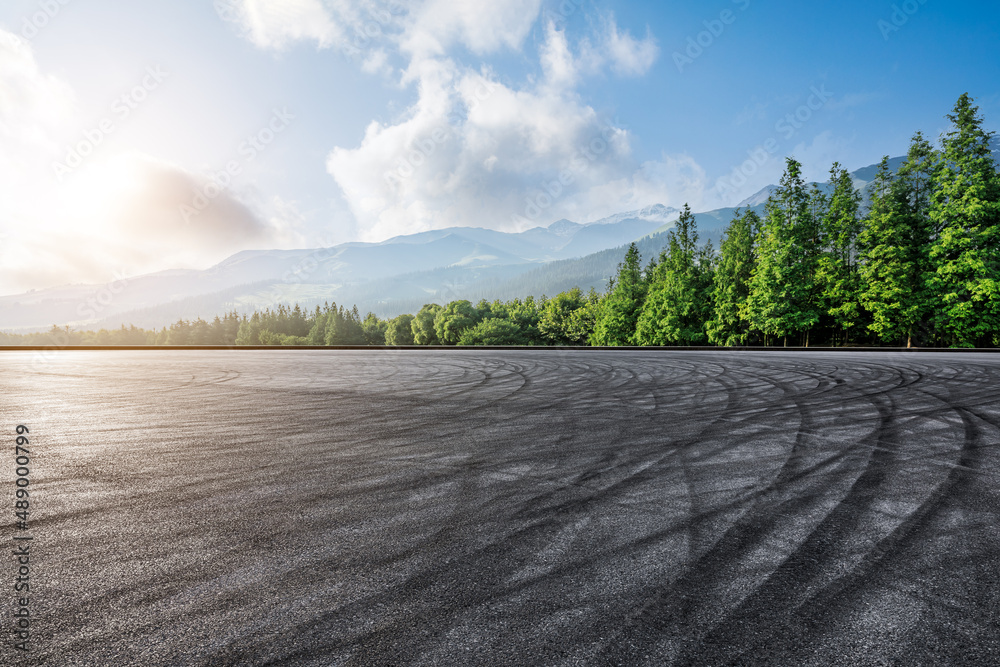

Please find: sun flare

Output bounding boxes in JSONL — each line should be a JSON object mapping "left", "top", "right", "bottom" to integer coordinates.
{"left": 55, "top": 155, "right": 145, "bottom": 235}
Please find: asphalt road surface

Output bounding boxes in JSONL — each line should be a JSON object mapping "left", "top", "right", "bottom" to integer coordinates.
{"left": 2, "top": 350, "right": 1000, "bottom": 666}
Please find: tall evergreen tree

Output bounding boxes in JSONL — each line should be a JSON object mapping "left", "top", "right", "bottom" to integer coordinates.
{"left": 816, "top": 163, "right": 863, "bottom": 345}
{"left": 707, "top": 208, "right": 760, "bottom": 346}
{"left": 307, "top": 305, "right": 329, "bottom": 345}
{"left": 926, "top": 93, "right": 1000, "bottom": 346}
{"left": 590, "top": 243, "right": 648, "bottom": 346}
{"left": 289, "top": 304, "right": 309, "bottom": 337}
{"left": 324, "top": 306, "right": 365, "bottom": 345}
{"left": 235, "top": 312, "right": 262, "bottom": 345}
{"left": 746, "top": 158, "right": 822, "bottom": 346}
{"left": 635, "top": 204, "right": 714, "bottom": 345}
{"left": 859, "top": 135, "right": 938, "bottom": 346}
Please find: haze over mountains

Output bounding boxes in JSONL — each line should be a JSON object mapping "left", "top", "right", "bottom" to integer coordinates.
{"left": 2, "top": 144, "right": 997, "bottom": 333}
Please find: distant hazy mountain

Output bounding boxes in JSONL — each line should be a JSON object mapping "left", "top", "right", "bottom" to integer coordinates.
{"left": 737, "top": 185, "right": 780, "bottom": 208}
{"left": 0, "top": 205, "right": 678, "bottom": 331}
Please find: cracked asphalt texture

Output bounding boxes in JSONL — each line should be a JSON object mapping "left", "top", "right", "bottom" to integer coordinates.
{"left": 3, "top": 349, "right": 1000, "bottom": 666}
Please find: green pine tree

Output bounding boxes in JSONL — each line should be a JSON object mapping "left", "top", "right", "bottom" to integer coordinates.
{"left": 707, "top": 208, "right": 760, "bottom": 346}
{"left": 746, "top": 158, "right": 822, "bottom": 346}
{"left": 926, "top": 93, "right": 1000, "bottom": 347}
{"left": 590, "top": 243, "right": 648, "bottom": 346}
{"left": 816, "top": 163, "right": 863, "bottom": 346}
{"left": 635, "top": 204, "right": 714, "bottom": 345}
{"left": 859, "top": 134, "right": 939, "bottom": 347}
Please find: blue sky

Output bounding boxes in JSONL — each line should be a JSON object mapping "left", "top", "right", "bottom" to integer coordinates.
{"left": 0, "top": 0, "right": 998, "bottom": 294}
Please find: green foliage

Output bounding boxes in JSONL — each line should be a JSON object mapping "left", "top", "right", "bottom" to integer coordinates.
{"left": 859, "top": 135, "right": 939, "bottom": 346}
{"left": 747, "top": 158, "right": 823, "bottom": 346}
{"left": 926, "top": 93, "right": 1000, "bottom": 347}
{"left": 235, "top": 313, "right": 261, "bottom": 345}
{"left": 590, "top": 243, "right": 647, "bottom": 346}
{"left": 538, "top": 287, "right": 593, "bottom": 345}
{"left": 385, "top": 314, "right": 415, "bottom": 345}
{"left": 324, "top": 305, "right": 366, "bottom": 345}
{"left": 707, "top": 208, "right": 759, "bottom": 346}
{"left": 635, "top": 204, "right": 715, "bottom": 345}
{"left": 307, "top": 305, "right": 328, "bottom": 344}
{"left": 3, "top": 95, "right": 996, "bottom": 350}
{"left": 481, "top": 297, "right": 543, "bottom": 344}
{"left": 458, "top": 318, "right": 530, "bottom": 345}
{"left": 815, "top": 163, "right": 864, "bottom": 344}
{"left": 433, "top": 300, "right": 480, "bottom": 345}
{"left": 260, "top": 332, "right": 309, "bottom": 345}
{"left": 362, "top": 312, "right": 388, "bottom": 346}
{"left": 564, "top": 289, "right": 602, "bottom": 345}
{"left": 412, "top": 303, "right": 443, "bottom": 345}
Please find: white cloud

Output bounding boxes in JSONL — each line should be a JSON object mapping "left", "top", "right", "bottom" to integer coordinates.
{"left": 4, "top": 3, "right": 673, "bottom": 295}
{"left": 326, "top": 58, "right": 632, "bottom": 239}
{"left": 308, "top": 3, "right": 676, "bottom": 241}
{"left": 360, "top": 48, "right": 391, "bottom": 75}
{"left": 790, "top": 130, "right": 854, "bottom": 181}
{"left": 0, "top": 31, "right": 76, "bottom": 229}
{"left": 217, "top": 0, "right": 342, "bottom": 50}
{"left": 216, "top": 3, "right": 671, "bottom": 240}
{"left": 400, "top": 0, "right": 543, "bottom": 59}
{"left": 325, "top": 20, "right": 678, "bottom": 241}
{"left": 539, "top": 22, "right": 578, "bottom": 89}
{"left": 216, "top": 0, "right": 544, "bottom": 59}
{"left": 602, "top": 15, "right": 658, "bottom": 77}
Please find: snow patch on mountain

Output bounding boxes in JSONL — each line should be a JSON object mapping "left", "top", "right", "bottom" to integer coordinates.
{"left": 586, "top": 204, "right": 679, "bottom": 226}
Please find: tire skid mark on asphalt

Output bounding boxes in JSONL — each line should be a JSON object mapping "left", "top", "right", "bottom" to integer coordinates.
{"left": 773, "top": 395, "right": 1000, "bottom": 664}
{"left": 760, "top": 362, "right": 997, "bottom": 664}
{"left": 250, "top": 360, "right": 736, "bottom": 664}
{"left": 597, "top": 360, "right": 897, "bottom": 664}
{"left": 679, "top": 377, "right": 945, "bottom": 664}
{"left": 270, "top": 358, "right": 535, "bottom": 455}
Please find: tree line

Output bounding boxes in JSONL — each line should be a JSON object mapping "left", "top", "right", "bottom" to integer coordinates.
{"left": 0, "top": 293, "right": 601, "bottom": 347}
{"left": 594, "top": 93, "right": 998, "bottom": 348}
{"left": 1, "top": 94, "right": 995, "bottom": 349}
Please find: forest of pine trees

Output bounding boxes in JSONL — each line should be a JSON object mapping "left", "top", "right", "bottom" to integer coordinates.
{"left": 592, "top": 93, "right": 999, "bottom": 349}
{"left": 2, "top": 95, "right": 996, "bottom": 349}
